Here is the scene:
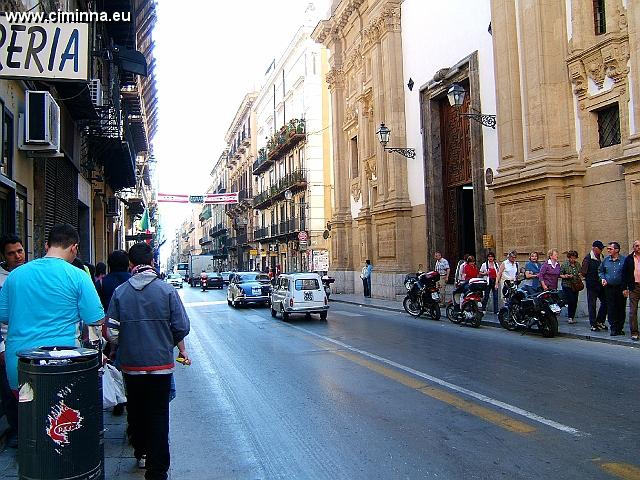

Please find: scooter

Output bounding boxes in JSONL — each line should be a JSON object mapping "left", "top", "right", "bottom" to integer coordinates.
{"left": 201, "top": 277, "right": 208, "bottom": 292}
{"left": 446, "top": 278, "right": 487, "bottom": 328}
{"left": 402, "top": 271, "right": 441, "bottom": 320}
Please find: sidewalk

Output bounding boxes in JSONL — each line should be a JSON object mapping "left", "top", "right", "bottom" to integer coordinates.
{"left": 330, "top": 293, "right": 640, "bottom": 348}
{"left": 0, "top": 409, "right": 144, "bottom": 479}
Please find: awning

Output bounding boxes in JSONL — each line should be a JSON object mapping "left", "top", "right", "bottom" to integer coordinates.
{"left": 100, "top": 138, "right": 136, "bottom": 191}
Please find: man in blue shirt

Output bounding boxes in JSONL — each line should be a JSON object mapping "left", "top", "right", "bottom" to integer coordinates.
{"left": 598, "top": 241, "right": 628, "bottom": 336}
{"left": 0, "top": 224, "right": 105, "bottom": 392}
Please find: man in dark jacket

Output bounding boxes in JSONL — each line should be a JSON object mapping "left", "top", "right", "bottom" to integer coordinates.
{"left": 581, "top": 240, "right": 607, "bottom": 331}
{"left": 107, "top": 243, "right": 190, "bottom": 480}
{"left": 623, "top": 240, "right": 640, "bottom": 340}
{"left": 96, "top": 250, "right": 131, "bottom": 310}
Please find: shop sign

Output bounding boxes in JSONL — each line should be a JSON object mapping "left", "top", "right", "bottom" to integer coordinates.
{"left": 249, "top": 249, "right": 258, "bottom": 255}
{"left": 297, "top": 231, "right": 308, "bottom": 241}
{"left": 0, "top": 18, "right": 89, "bottom": 80}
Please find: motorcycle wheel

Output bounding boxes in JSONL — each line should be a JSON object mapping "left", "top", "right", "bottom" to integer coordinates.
{"left": 428, "top": 303, "right": 441, "bottom": 321}
{"left": 403, "top": 296, "right": 423, "bottom": 317}
{"left": 539, "top": 312, "right": 559, "bottom": 338}
{"left": 446, "top": 304, "right": 461, "bottom": 324}
{"left": 498, "top": 307, "right": 517, "bottom": 331}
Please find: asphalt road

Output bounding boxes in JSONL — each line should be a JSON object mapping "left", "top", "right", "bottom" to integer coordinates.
{"left": 168, "top": 284, "right": 640, "bottom": 480}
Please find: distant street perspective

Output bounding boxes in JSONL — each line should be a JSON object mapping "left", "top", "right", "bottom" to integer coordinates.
{"left": 2, "top": 0, "right": 640, "bottom": 479}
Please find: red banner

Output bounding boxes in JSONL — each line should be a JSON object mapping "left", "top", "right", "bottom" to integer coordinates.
{"left": 157, "top": 193, "right": 189, "bottom": 203}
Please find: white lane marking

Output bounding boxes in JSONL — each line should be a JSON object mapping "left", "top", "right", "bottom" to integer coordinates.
{"left": 183, "top": 300, "right": 229, "bottom": 308}
{"left": 331, "top": 310, "right": 364, "bottom": 317}
{"left": 287, "top": 323, "right": 588, "bottom": 437}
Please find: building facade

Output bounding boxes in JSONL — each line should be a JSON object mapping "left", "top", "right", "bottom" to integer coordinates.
{"left": 252, "top": 24, "right": 332, "bottom": 275}
{"left": 490, "top": 0, "right": 640, "bottom": 256}
{"left": 225, "top": 94, "right": 257, "bottom": 271}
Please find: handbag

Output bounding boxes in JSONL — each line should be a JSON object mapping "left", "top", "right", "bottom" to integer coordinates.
{"left": 572, "top": 276, "right": 584, "bottom": 292}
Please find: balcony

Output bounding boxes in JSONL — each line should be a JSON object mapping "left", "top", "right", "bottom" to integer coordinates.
{"left": 227, "top": 237, "right": 238, "bottom": 250}
{"left": 252, "top": 168, "right": 307, "bottom": 209}
{"left": 199, "top": 235, "right": 212, "bottom": 245}
{"left": 252, "top": 218, "right": 306, "bottom": 242}
{"left": 252, "top": 148, "right": 270, "bottom": 175}
{"left": 237, "top": 232, "right": 248, "bottom": 245}
{"left": 209, "top": 223, "right": 227, "bottom": 237}
{"left": 211, "top": 246, "right": 228, "bottom": 258}
{"left": 254, "top": 227, "right": 270, "bottom": 240}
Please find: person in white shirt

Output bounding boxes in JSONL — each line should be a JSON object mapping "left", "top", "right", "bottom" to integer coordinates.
{"left": 495, "top": 250, "right": 520, "bottom": 306}
{"left": 433, "top": 251, "right": 450, "bottom": 306}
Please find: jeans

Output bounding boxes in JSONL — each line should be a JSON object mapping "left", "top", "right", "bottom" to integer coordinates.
{"left": 561, "top": 286, "right": 579, "bottom": 319}
{"left": 605, "top": 285, "right": 627, "bottom": 334}
{"left": 629, "top": 283, "right": 640, "bottom": 336}
{"left": 0, "top": 357, "right": 18, "bottom": 435}
{"left": 586, "top": 286, "right": 607, "bottom": 327}
{"left": 362, "top": 277, "right": 371, "bottom": 297}
{"left": 124, "top": 373, "right": 172, "bottom": 480}
{"left": 482, "top": 279, "right": 498, "bottom": 313}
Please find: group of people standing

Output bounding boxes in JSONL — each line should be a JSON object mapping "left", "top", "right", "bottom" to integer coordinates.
{"left": 0, "top": 224, "right": 191, "bottom": 480}
{"left": 432, "top": 239, "right": 640, "bottom": 340}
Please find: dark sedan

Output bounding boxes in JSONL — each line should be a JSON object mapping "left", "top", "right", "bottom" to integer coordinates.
{"left": 204, "top": 271, "right": 224, "bottom": 290}
{"left": 227, "top": 272, "right": 272, "bottom": 307}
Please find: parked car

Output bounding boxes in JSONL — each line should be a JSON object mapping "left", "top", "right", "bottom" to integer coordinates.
{"left": 227, "top": 272, "right": 272, "bottom": 307}
{"left": 270, "top": 272, "right": 329, "bottom": 321}
{"left": 205, "top": 271, "right": 224, "bottom": 289}
{"left": 220, "top": 271, "right": 233, "bottom": 284}
{"left": 166, "top": 273, "right": 183, "bottom": 288}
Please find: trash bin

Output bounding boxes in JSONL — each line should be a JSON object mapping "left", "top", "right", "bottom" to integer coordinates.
{"left": 17, "top": 346, "right": 104, "bottom": 480}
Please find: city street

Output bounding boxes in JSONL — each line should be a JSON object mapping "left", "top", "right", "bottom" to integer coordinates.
{"left": 164, "top": 285, "right": 639, "bottom": 479}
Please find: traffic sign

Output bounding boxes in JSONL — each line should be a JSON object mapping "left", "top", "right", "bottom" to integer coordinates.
{"left": 297, "top": 231, "right": 308, "bottom": 241}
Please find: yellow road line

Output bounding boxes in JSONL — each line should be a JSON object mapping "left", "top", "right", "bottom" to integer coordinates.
{"left": 598, "top": 462, "right": 640, "bottom": 480}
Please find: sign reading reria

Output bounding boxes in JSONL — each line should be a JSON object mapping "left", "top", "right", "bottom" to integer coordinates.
{"left": 0, "top": 18, "right": 89, "bottom": 80}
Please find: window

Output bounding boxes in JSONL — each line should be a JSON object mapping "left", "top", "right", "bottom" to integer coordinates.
{"left": 597, "top": 104, "right": 621, "bottom": 148}
{"left": 295, "top": 278, "right": 320, "bottom": 291}
{"left": 1, "top": 105, "right": 13, "bottom": 178}
{"left": 351, "top": 136, "right": 359, "bottom": 178}
{"left": 593, "top": 0, "right": 606, "bottom": 35}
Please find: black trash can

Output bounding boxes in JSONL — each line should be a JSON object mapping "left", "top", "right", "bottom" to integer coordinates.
{"left": 17, "top": 346, "right": 104, "bottom": 480}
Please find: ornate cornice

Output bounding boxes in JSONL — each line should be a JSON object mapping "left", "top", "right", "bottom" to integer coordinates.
{"left": 567, "top": 34, "right": 629, "bottom": 100}
{"left": 326, "top": 68, "right": 345, "bottom": 91}
{"left": 312, "top": 0, "right": 365, "bottom": 45}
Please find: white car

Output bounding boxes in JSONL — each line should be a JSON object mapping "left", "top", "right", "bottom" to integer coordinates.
{"left": 270, "top": 272, "right": 328, "bottom": 321}
{"left": 166, "top": 273, "right": 183, "bottom": 288}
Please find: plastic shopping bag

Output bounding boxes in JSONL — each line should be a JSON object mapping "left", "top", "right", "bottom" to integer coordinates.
{"left": 102, "top": 363, "right": 126, "bottom": 409}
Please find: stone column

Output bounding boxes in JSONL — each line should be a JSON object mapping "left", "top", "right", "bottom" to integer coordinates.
{"left": 627, "top": 0, "right": 640, "bottom": 142}
{"left": 370, "top": 42, "right": 388, "bottom": 205}
{"left": 490, "top": 0, "right": 525, "bottom": 174}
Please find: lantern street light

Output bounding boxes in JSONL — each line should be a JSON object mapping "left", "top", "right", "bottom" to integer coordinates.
{"left": 376, "top": 123, "right": 416, "bottom": 159}
{"left": 446, "top": 83, "right": 496, "bottom": 129}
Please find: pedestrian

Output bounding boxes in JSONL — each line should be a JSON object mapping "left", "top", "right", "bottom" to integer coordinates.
{"left": 95, "top": 261, "right": 107, "bottom": 282}
{"left": 453, "top": 253, "right": 470, "bottom": 285}
{"left": 480, "top": 252, "right": 499, "bottom": 314}
{"left": 539, "top": 249, "right": 561, "bottom": 291}
{"left": 459, "top": 255, "right": 479, "bottom": 282}
{"left": 495, "top": 250, "right": 519, "bottom": 302}
{"left": 106, "top": 242, "right": 190, "bottom": 479}
{"left": 598, "top": 241, "right": 627, "bottom": 336}
{"left": 361, "top": 259, "right": 372, "bottom": 298}
{"left": 433, "top": 251, "right": 450, "bottom": 306}
{"left": 560, "top": 250, "right": 582, "bottom": 324}
{"left": 521, "top": 251, "right": 541, "bottom": 295}
{"left": 623, "top": 240, "right": 640, "bottom": 341}
{"left": 0, "top": 224, "right": 105, "bottom": 396}
{"left": 0, "top": 234, "right": 26, "bottom": 449}
{"left": 581, "top": 240, "right": 608, "bottom": 331}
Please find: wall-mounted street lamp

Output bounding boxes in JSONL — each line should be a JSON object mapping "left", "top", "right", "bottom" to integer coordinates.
{"left": 376, "top": 123, "right": 416, "bottom": 159}
{"left": 446, "top": 83, "right": 496, "bottom": 129}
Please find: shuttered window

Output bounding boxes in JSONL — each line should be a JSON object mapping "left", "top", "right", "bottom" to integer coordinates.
{"left": 44, "top": 157, "right": 78, "bottom": 237}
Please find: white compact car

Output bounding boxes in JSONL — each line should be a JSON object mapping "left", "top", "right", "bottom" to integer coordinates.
{"left": 270, "top": 272, "right": 329, "bottom": 321}
{"left": 166, "top": 273, "right": 183, "bottom": 288}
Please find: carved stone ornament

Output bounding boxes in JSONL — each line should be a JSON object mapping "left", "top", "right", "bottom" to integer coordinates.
{"left": 433, "top": 68, "right": 451, "bottom": 83}
{"left": 365, "top": 157, "right": 377, "bottom": 180}
{"left": 343, "top": 104, "right": 358, "bottom": 129}
{"left": 351, "top": 179, "right": 361, "bottom": 201}
{"left": 326, "top": 68, "right": 345, "bottom": 91}
{"left": 568, "top": 62, "right": 588, "bottom": 99}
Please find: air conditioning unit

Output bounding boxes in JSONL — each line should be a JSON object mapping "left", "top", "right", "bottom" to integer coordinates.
{"left": 89, "top": 79, "right": 103, "bottom": 107}
{"left": 105, "top": 197, "right": 121, "bottom": 217}
{"left": 18, "top": 91, "right": 60, "bottom": 152}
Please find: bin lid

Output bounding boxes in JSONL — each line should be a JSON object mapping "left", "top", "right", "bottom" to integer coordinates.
{"left": 17, "top": 346, "right": 98, "bottom": 361}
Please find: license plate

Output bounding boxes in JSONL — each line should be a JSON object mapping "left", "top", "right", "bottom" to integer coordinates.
{"left": 252, "top": 287, "right": 261, "bottom": 295}
{"left": 304, "top": 292, "right": 313, "bottom": 301}
{"left": 431, "top": 292, "right": 440, "bottom": 300}
{"left": 550, "top": 304, "right": 561, "bottom": 313}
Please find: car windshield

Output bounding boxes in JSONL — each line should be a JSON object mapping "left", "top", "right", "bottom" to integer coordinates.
{"left": 295, "top": 278, "right": 320, "bottom": 291}
{"left": 205, "top": 272, "right": 220, "bottom": 277}
{"left": 237, "top": 273, "right": 270, "bottom": 283}
{"left": 168, "top": 274, "right": 181, "bottom": 279}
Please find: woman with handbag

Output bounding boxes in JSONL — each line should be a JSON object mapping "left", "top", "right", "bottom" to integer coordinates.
{"left": 560, "top": 250, "right": 583, "bottom": 324}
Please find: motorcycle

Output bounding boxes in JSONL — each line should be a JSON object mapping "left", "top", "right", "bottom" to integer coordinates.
{"left": 402, "top": 271, "right": 442, "bottom": 320}
{"left": 201, "top": 276, "right": 208, "bottom": 292}
{"left": 446, "top": 278, "right": 487, "bottom": 328}
{"left": 498, "top": 280, "right": 562, "bottom": 338}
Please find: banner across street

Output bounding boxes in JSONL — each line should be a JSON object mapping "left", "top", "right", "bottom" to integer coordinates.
{"left": 157, "top": 192, "right": 239, "bottom": 204}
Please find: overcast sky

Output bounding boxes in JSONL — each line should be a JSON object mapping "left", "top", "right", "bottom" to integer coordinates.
{"left": 152, "top": 0, "right": 330, "bottom": 263}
